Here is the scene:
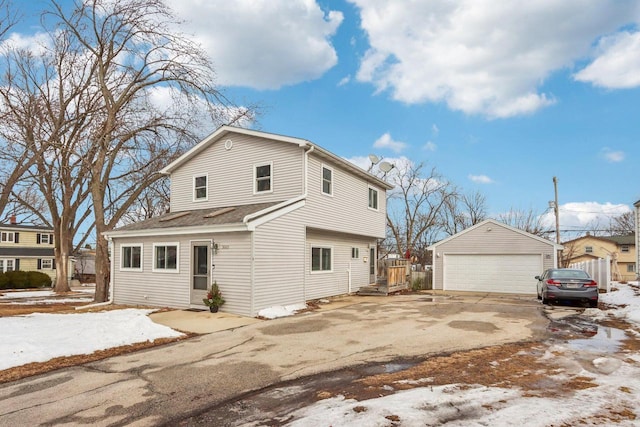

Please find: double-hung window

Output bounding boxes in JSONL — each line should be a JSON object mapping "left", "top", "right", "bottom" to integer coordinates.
{"left": 585, "top": 246, "right": 593, "bottom": 254}
{"left": 255, "top": 163, "right": 272, "bottom": 193}
{"left": 41, "top": 259, "right": 53, "bottom": 269}
{"left": 351, "top": 248, "right": 359, "bottom": 259}
{"left": 621, "top": 245, "right": 630, "bottom": 253}
{"left": 322, "top": 165, "right": 333, "bottom": 196}
{"left": 311, "top": 247, "right": 332, "bottom": 272}
{"left": 1, "top": 231, "right": 14, "bottom": 243}
{"left": 0, "top": 259, "right": 14, "bottom": 272}
{"left": 153, "top": 243, "right": 178, "bottom": 272}
{"left": 368, "top": 187, "right": 378, "bottom": 210}
{"left": 121, "top": 244, "right": 143, "bottom": 270}
{"left": 194, "top": 175, "right": 208, "bottom": 201}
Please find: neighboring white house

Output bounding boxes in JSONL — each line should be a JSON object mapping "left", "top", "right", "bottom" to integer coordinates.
{"left": 104, "top": 126, "right": 393, "bottom": 316}
{"left": 427, "top": 219, "right": 563, "bottom": 294}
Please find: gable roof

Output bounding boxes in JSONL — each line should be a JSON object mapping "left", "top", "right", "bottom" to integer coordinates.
{"left": 427, "top": 219, "right": 563, "bottom": 250}
{"left": 0, "top": 223, "right": 53, "bottom": 232}
{"left": 161, "top": 125, "right": 394, "bottom": 190}
{"left": 562, "top": 234, "right": 635, "bottom": 246}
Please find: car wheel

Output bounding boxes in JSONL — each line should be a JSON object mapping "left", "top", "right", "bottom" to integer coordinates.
{"left": 589, "top": 300, "right": 598, "bottom": 308}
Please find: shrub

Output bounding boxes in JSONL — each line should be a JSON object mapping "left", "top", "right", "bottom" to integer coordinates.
{"left": 411, "top": 277, "right": 425, "bottom": 291}
{"left": 0, "top": 270, "right": 52, "bottom": 289}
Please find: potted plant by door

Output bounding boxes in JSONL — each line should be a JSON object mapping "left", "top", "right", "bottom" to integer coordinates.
{"left": 203, "top": 282, "right": 225, "bottom": 313}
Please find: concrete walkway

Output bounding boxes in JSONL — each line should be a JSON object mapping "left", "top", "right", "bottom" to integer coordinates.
{"left": 0, "top": 293, "right": 547, "bottom": 426}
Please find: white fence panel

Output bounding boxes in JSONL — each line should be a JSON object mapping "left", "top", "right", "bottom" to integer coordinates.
{"left": 570, "top": 256, "right": 611, "bottom": 293}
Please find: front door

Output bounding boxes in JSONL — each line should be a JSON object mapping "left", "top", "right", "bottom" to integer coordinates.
{"left": 191, "top": 242, "right": 210, "bottom": 305}
{"left": 369, "top": 247, "right": 376, "bottom": 283}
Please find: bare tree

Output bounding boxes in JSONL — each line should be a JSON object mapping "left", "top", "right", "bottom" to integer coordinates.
{"left": 496, "top": 208, "right": 552, "bottom": 237}
{"left": 440, "top": 189, "right": 487, "bottom": 236}
{"left": 385, "top": 160, "right": 457, "bottom": 260}
{"left": 0, "top": 0, "right": 255, "bottom": 298}
{"left": 608, "top": 211, "right": 635, "bottom": 236}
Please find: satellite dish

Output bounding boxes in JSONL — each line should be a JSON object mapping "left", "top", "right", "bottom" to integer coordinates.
{"left": 368, "top": 154, "right": 380, "bottom": 164}
{"left": 379, "top": 161, "right": 394, "bottom": 173}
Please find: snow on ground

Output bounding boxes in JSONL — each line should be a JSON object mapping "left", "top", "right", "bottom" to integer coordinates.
{"left": 10, "top": 297, "right": 95, "bottom": 305}
{"left": 0, "top": 309, "right": 183, "bottom": 371}
{"left": 284, "top": 282, "right": 640, "bottom": 426}
{"left": 258, "top": 303, "right": 307, "bottom": 319}
{"left": 0, "top": 290, "right": 57, "bottom": 299}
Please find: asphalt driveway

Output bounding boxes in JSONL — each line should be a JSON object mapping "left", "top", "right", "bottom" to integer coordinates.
{"left": 0, "top": 293, "right": 546, "bottom": 426}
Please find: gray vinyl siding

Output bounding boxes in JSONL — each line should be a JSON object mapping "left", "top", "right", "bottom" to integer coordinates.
{"left": 305, "top": 229, "right": 375, "bottom": 300}
{"left": 431, "top": 222, "right": 557, "bottom": 290}
{"left": 252, "top": 209, "right": 306, "bottom": 314}
{"left": 170, "top": 134, "right": 304, "bottom": 212}
{"left": 112, "top": 232, "right": 252, "bottom": 315}
{"left": 304, "top": 155, "right": 387, "bottom": 238}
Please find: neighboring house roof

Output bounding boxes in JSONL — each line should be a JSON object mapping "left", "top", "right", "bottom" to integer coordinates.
{"left": 161, "top": 125, "right": 394, "bottom": 191}
{"left": 0, "top": 223, "right": 53, "bottom": 232}
{"left": 427, "top": 219, "right": 563, "bottom": 250}
{"left": 562, "top": 234, "right": 635, "bottom": 246}
{"left": 0, "top": 247, "right": 55, "bottom": 257}
{"left": 105, "top": 200, "right": 299, "bottom": 237}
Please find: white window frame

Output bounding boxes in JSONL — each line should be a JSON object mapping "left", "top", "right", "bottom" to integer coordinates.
{"left": 254, "top": 162, "right": 273, "bottom": 194}
{"left": 40, "top": 233, "right": 51, "bottom": 244}
{"left": 621, "top": 245, "right": 630, "bottom": 253}
{"left": 193, "top": 174, "right": 208, "bottom": 202}
{"left": 351, "top": 247, "right": 359, "bottom": 259}
{"left": 121, "top": 244, "right": 143, "bottom": 271}
{"left": 1, "top": 231, "right": 15, "bottom": 243}
{"left": 152, "top": 242, "right": 179, "bottom": 273}
{"left": 311, "top": 246, "right": 333, "bottom": 273}
{"left": 585, "top": 246, "right": 593, "bottom": 254}
{"left": 321, "top": 164, "right": 333, "bottom": 196}
{"left": 0, "top": 258, "right": 14, "bottom": 272}
{"left": 368, "top": 186, "right": 379, "bottom": 211}
{"left": 41, "top": 259, "right": 53, "bottom": 269}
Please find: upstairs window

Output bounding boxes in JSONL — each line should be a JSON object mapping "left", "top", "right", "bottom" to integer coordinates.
{"left": 322, "top": 165, "right": 333, "bottom": 196}
{"left": 38, "top": 233, "right": 53, "bottom": 244}
{"left": 255, "top": 163, "right": 272, "bottom": 193}
{"left": 368, "top": 187, "right": 378, "bottom": 210}
{"left": 121, "top": 244, "right": 143, "bottom": 270}
{"left": 194, "top": 175, "right": 208, "bottom": 201}
{"left": 585, "top": 246, "right": 593, "bottom": 254}
{"left": 1, "top": 232, "right": 15, "bottom": 243}
{"left": 153, "top": 243, "right": 178, "bottom": 272}
{"left": 621, "top": 245, "right": 630, "bottom": 253}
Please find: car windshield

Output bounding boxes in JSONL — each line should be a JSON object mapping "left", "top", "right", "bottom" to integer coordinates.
{"left": 550, "top": 270, "right": 589, "bottom": 279}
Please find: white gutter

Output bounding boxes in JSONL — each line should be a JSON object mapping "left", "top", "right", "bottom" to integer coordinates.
{"left": 76, "top": 236, "right": 114, "bottom": 310}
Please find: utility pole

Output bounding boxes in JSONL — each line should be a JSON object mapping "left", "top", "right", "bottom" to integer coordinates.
{"left": 553, "top": 176, "right": 560, "bottom": 244}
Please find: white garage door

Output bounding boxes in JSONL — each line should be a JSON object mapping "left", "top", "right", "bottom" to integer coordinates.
{"left": 444, "top": 254, "right": 541, "bottom": 294}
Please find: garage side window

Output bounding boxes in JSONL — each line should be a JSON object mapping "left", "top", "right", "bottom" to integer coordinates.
{"left": 121, "top": 244, "right": 143, "bottom": 271}
{"left": 311, "top": 247, "right": 332, "bottom": 272}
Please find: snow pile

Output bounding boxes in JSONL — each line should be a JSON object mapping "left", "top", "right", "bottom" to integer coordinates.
{"left": 0, "top": 309, "right": 183, "bottom": 370}
{"left": 590, "top": 282, "right": 640, "bottom": 326}
{"left": 257, "top": 303, "right": 307, "bottom": 319}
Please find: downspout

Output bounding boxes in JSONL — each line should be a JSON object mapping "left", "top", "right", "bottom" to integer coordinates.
{"left": 77, "top": 236, "right": 114, "bottom": 310}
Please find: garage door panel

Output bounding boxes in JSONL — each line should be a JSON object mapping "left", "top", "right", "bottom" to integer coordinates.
{"left": 444, "top": 254, "right": 540, "bottom": 294}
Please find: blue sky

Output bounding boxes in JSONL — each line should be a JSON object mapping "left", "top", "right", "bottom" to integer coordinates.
{"left": 9, "top": 0, "right": 640, "bottom": 235}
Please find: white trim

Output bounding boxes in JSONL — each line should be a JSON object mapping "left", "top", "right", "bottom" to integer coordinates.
{"left": 120, "top": 243, "right": 143, "bottom": 272}
{"left": 310, "top": 245, "right": 333, "bottom": 273}
{"left": 40, "top": 258, "right": 53, "bottom": 269}
{"left": 152, "top": 242, "right": 180, "bottom": 273}
{"left": 253, "top": 161, "right": 273, "bottom": 195}
{"left": 321, "top": 164, "right": 333, "bottom": 197}
{"left": 193, "top": 173, "right": 208, "bottom": 202}
{"left": 367, "top": 186, "right": 379, "bottom": 211}
{"left": 246, "top": 199, "right": 305, "bottom": 231}
{"left": 104, "top": 223, "right": 248, "bottom": 239}
{"left": 0, "top": 231, "right": 15, "bottom": 243}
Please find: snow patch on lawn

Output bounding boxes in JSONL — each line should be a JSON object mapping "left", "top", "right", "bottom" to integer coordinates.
{"left": 258, "top": 303, "right": 307, "bottom": 319}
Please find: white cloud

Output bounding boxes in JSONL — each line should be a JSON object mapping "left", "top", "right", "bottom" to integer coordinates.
{"left": 600, "top": 147, "right": 625, "bottom": 163}
{"left": 166, "top": 0, "right": 343, "bottom": 89}
{"left": 0, "top": 31, "right": 51, "bottom": 56}
{"left": 337, "top": 75, "right": 351, "bottom": 86}
{"left": 540, "top": 201, "right": 632, "bottom": 230}
{"left": 349, "top": 0, "right": 640, "bottom": 118}
{"left": 468, "top": 174, "right": 494, "bottom": 184}
{"left": 423, "top": 141, "right": 437, "bottom": 151}
{"left": 373, "top": 132, "right": 408, "bottom": 153}
{"left": 575, "top": 31, "right": 640, "bottom": 88}
{"left": 431, "top": 124, "right": 439, "bottom": 136}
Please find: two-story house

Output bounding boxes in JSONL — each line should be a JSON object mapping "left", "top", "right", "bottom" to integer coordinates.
{"left": 0, "top": 217, "right": 57, "bottom": 281}
{"left": 104, "top": 126, "right": 393, "bottom": 316}
{"left": 562, "top": 233, "right": 636, "bottom": 281}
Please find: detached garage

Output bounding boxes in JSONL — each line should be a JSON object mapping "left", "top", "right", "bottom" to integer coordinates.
{"left": 428, "top": 219, "right": 563, "bottom": 295}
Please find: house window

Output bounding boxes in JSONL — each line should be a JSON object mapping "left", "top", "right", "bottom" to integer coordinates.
{"left": 0, "top": 259, "right": 14, "bottom": 272}
{"left": 351, "top": 247, "right": 359, "bottom": 259}
{"left": 628, "top": 264, "right": 636, "bottom": 273}
{"left": 368, "top": 187, "right": 378, "bottom": 210}
{"left": 38, "top": 233, "right": 53, "bottom": 244}
{"left": 1, "top": 231, "right": 14, "bottom": 243}
{"left": 322, "top": 165, "right": 333, "bottom": 196}
{"left": 621, "top": 245, "right": 630, "bottom": 253}
{"left": 311, "top": 247, "right": 332, "bottom": 272}
{"left": 585, "top": 246, "right": 593, "bottom": 254}
{"left": 121, "top": 244, "right": 143, "bottom": 270}
{"left": 194, "top": 175, "right": 208, "bottom": 201}
{"left": 41, "top": 259, "right": 53, "bottom": 269}
{"left": 153, "top": 243, "right": 178, "bottom": 272}
{"left": 255, "top": 163, "right": 272, "bottom": 193}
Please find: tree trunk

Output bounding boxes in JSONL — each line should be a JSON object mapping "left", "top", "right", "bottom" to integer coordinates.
{"left": 53, "top": 240, "right": 71, "bottom": 293}
{"left": 94, "top": 229, "right": 111, "bottom": 302}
